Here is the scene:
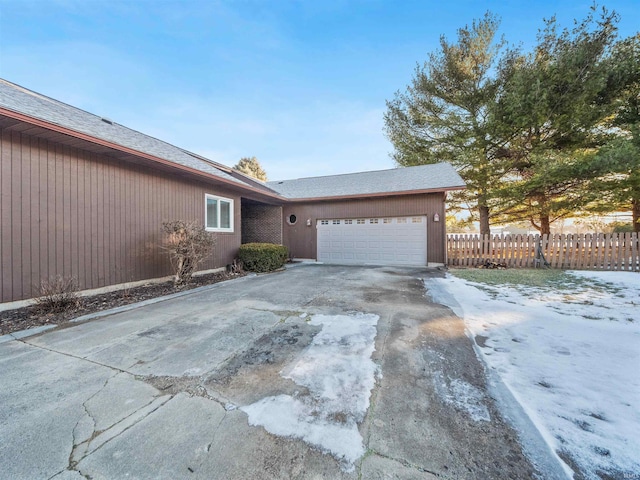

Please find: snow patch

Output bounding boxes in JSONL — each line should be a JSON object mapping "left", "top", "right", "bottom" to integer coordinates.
{"left": 242, "top": 312, "right": 379, "bottom": 470}
{"left": 434, "top": 373, "right": 491, "bottom": 422}
{"left": 426, "top": 271, "right": 640, "bottom": 479}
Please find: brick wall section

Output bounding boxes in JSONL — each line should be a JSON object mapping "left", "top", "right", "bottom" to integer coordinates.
{"left": 241, "top": 203, "right": 283, "bottom": 244}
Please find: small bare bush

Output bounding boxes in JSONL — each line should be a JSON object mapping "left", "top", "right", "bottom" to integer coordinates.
{"left": 227, "top": 258, "right": 244, "bottom": 275}
{"left": 34, "top": 275, "right": 81, "bottom": 313}
{"left": 162, "top": 220, "right": 217, "bottom": 286}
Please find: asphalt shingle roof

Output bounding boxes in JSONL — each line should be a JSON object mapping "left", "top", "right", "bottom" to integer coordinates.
{"left": 267, "top": 163, "right": 465, "bottom": 199}
{"left": 0, "top": 79, "right": 249, "bottom": 187}
{"left": 0, "top": 79, "right": 465, "bottom": 200}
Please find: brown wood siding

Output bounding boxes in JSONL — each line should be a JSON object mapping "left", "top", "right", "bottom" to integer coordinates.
{"left": 282, "top": 194, "right": 447, "bottom": 264}
{"left": 0, "top": 128, "right": 242, "bottom": 303}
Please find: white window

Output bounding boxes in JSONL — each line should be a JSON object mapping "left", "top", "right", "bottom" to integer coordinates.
{"left": 397, "top": 218, "right": 407, "bottom": 224}
{"left": 345, "top": 219, "right": 353, "bottom": 224}
{"left": 357, "top": 219, "right": 365, "bottom": 225}
{"left": 370, "top": 219, "right": 379, "bottom": 224}
{"left": 205, "top": 194, "right": 234, "bottom": 232}
{"left": 412, "top": 217, "right": 422, "bottom": 223}
{"left": 383, "top": 218, "right": 391, "bottom": 224}
{"left": 321, "top": 220, "right": 329, "bottom": 225}
{"left": 333, "top": 219, "right": 341, "bottom": 224}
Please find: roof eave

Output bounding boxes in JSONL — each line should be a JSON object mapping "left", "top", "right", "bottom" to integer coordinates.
{"left": 0, "top": 107, "right": 286, "bottom": 202}
{"left": 283, "top": 185, "right": 466, "bottom": 202}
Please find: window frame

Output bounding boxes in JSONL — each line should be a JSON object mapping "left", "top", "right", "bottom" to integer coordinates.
{"left": 205, "top": 194, "right": 234, "bottom": 233}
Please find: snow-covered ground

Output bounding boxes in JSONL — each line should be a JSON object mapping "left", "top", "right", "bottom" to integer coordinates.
{"left": 427, "top": 270, "right": 640, "bottom": 479}
{"left": 242, "top": 312, "right": 379, "bottom": 471}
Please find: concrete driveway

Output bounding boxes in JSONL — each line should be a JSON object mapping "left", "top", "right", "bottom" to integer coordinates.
{"left": 0, "top": 265, "right": 557, "bottom": 479}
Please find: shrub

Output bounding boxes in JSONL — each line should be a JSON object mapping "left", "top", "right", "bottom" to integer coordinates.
{"left": 238, "top": 243, "right": 288, "bottom": 273}
{"left": 34, "top": 275, "right": 81, "bottom": 313}
{"left": 162, "top": 220, "right": 217, "bottom": 286}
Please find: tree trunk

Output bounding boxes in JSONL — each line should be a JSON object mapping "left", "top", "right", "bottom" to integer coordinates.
{"left": 539, "top": 215, "right": 551, "bottom": 235}
{"left": 633, "top": 198, "right": 640, "bottom": 233}
{"left": 478, "top": 204, "right": 491, "bottom": 235}
{"left": 532, "top": 194, "right": 551, "bottom": 235}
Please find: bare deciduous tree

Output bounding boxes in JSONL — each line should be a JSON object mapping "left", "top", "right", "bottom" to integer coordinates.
{"left": 162, "top": 220, "right": 216, "bottom": 286}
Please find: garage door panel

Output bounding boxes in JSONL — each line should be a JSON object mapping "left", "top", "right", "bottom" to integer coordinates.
{"left": 317, "top": 216, "right": 427, "bottom": 266}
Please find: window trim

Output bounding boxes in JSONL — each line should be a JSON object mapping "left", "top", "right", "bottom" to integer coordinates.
{"left": 205, "top": 194, "right": 234, "bottom": 233}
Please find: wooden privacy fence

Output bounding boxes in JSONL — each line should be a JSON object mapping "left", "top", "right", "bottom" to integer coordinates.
{"left": 447, "top": 233, "right": 640, "bottom": 271}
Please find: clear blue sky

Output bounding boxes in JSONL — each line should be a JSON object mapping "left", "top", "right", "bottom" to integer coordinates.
{"left": 1, "top": 1, "right": 638, "bottom": 181}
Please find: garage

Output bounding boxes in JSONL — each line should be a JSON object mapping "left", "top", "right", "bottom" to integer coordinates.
{"left": 317, "top": 216, "right": 427, "bottom": 266}
{"left": 274, "top": 163, "right": 465, "bottom": 266}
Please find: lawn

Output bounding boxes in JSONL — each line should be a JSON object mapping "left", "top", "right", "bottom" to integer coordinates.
{"left": 426, "top": 268, "right": 640, "bottom": 480}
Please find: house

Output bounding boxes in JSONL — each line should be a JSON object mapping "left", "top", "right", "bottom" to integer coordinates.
{"left": 0, "top": 79, "right": 465, "bottom": 303}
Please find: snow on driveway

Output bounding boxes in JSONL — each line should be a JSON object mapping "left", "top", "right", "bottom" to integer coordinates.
{"left": 427, "top": 270, "right": 640, "bottom": 479}
{"left": 242, "top": 312, "right": 379, "bottom": 471}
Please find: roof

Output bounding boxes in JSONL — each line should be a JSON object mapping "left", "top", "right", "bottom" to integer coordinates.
{"left": 0, "top": 79, "right": 250, "bottom": 188}
{"left": 267, "top": 163, "right": 465, "bottom": 199}
{"left": 0, "top": 79, "right": 465, "bottom": 201}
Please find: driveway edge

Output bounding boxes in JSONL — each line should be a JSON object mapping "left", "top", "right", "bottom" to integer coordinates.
{"left": 0, "top": 273, "right": 257, "bottom": 343}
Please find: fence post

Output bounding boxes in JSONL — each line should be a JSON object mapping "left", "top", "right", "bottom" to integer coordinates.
{"left": 632, "top": 232, "right": 638, "bottom": 272}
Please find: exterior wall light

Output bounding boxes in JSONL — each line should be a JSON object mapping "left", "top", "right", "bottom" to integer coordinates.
{"left": 306, "top": 218, "right": 312, "bottom": 226}
{"left": 433, "top": 213, "right": 440, "bottom": 222}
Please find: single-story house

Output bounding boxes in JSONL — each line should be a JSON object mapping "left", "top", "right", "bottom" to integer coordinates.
{"left": 0, "top": 79, "right": 465, "bottom": 303}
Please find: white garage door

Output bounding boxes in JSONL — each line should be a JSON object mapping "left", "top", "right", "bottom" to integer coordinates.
{"left": 317, "top": 217, "right": 427, "bottom": 266}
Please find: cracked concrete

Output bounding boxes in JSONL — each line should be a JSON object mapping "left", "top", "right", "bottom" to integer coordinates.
{"left": 0, "top": 265, "right": 563, "bottom": 479}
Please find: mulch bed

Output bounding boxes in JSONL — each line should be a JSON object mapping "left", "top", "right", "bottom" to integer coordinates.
{"left": 0, "top": 271, "right": 245, "bottom": 336}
